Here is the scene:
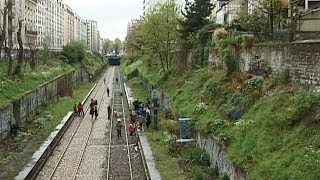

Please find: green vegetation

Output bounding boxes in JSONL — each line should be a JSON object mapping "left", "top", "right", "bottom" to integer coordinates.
{"left": 124, "top": 61, "right": 320, "bottom": 178}
{"left": 123, "top": 0, "right": 320, "bottom": 178}
{"left": 0, "top": 60, "right": 74, "bottom": 107}
{"left": 0, "top": 82, "right": 95, "bottom": 179}
{"left": 144, "top": 129, "right": 187, "bottom": 180}
{"left": 60, "top": 40, "right": 87, "bottom": 64}
{"left": 0, "top": 42, "right": 105, "bottom": 108}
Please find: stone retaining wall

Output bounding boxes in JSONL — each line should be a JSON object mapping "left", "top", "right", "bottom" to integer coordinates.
{"left": 240, "top": 41, "right": 320, "bottom": 85}
{"left": 0, "top": 67, "right": 89, "bottom": 138}
{"left": 196, "top": 133, "right": 247, "bottom": 180}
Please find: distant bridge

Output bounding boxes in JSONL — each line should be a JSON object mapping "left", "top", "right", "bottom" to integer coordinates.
{"left": 106, "top": 54, "right": 120, "bottom": 66}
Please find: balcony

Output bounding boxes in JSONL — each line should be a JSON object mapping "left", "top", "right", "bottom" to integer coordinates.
{"left": 25, "top": 30, "right": 38, "bottom": 36}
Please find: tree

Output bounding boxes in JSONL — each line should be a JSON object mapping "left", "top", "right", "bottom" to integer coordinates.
{"left": 247, "top": 0, "right": 287, "bottom": 38}
{"left": 39, "top": 35, "right": 51, "bottom": 64}
{"left": 126, "top": 1, "right": 179, "bottom": 72}
{"left": 102, "top": 39, "right": 112, "bottom": 54}
{"left": 234, "top": 10, "right": 269, "bottom": 39}
{"left": 60, "top": 40, "right": 86, "bottom": 64}
{"left": 0, "top": 1, "right": 8, "bottom": 55}
{"left": 179, "top": 0, "right": 213, "bottom": 40}
{"left": 13, "top": 20, "right": 24, "bottom": 75}
{"left": 113, "top": 38, "right": 122, "bottom": 54}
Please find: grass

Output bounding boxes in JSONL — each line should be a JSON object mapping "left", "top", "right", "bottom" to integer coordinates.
{"left": 122, "top": 60, "right": 320, "bottom": 179}
{"left": 144, "top": 129, "right": 187, "bottom": 180}
{"left": 126, "top": 76, "right": 188, "bottom": 179}
{"left": 0, "top": 59, "right": 74, "bottom": 107}
{"left": 0, "top": 82, "right": 95, "bottom": 179}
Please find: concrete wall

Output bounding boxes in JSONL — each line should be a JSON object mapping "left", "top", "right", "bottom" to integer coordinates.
{"left": 196, "top": 133, "right": 247, "bottom": 180}
{"left": 240, "top": 41, "right": 320, "bottom": 85}
{"left": 0, "top": 68, "right": 88, "bottom": 138}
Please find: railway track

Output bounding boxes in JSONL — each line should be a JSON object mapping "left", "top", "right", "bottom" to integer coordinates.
{"left": 35, "top": 67, "right": 115, "bottom": 180}
{"left": 22, "top": 66, "right": 148, "bottom": 180}
{"left": 106, "top": 68, "right": 134, "bottom": 180}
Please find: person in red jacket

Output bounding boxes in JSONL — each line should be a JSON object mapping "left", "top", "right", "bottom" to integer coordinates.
{"left": 128, "top": 122, "right": 135, "bottom": 136}
{"left": 77, "top": 102, "right": 84, "bottom": 117}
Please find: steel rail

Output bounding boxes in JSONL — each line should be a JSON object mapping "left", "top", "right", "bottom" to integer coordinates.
{"left": 48, "top": 67, "right": 113, "bottom": 180}
{"left": 118, "top": 69, "right": 134, "bottom": 180}
{"left": 72, "top": 67, "right": 114, "bottom": 180}
{"left": 106, "top": 67, "right": 133, "bottom": 180}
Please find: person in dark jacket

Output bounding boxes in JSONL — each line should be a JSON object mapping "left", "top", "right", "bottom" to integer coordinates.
{"left": 146, "top": 113, "right": 151, "bottom": 129}
{"left": 94, "top": 105, "right": 98, "bottom": 120}
{"left": 116, "top": 118, "right": 122, "bottom": 138}
{"left": 107, "top": 105, "right": 112, "bottom": 120}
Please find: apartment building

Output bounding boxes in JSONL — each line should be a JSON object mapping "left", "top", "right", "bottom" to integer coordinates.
{"left": 0, "top": 0, "right": 37, "bottom": 52}
{"left": 36, "top": 0, "right": 64, "bottom": 51}
{"left": 211, "top": 0, "right": 228, "bottom": 20}
{"left": 74, "top": 13, "right": 87, "bottom": 43}
{"left": 215, "top": 0, "right": 246, "bottom": 25}
{"left": 86, "top": 20, "right": 98, "bottom": 52}
{"left": 63, "top": 4, "right": 74, "bottom": 45}
{"left": 24, "top": 0, "right": 37, "bottom": 48}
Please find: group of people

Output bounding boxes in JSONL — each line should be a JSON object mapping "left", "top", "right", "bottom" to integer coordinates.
{"left": 89, "top": 99, "right": 99, "bottom": 120}
{"left": 72, "top": 77, "right": 153, "bottom": 140}
{"left": 127, "top": 99, "right": 152, "bottom": 137}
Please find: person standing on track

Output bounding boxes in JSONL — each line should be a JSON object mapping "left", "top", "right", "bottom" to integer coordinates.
{"left": 104, "top": 77, "right": 106, "bottom": 84}
{"left": 107, "top": 105, "right": 112, "bottom": 120}
{"left": 77, "top": 102, "right": 84, "bottom": 117}
{"left": 107, "top": 87, "right": 110, "bottom": 97}
{"left": 90, "top": 99, "right": 98, "bottom": 120}
{"left": 128, "top": 122, "right": 135, "bottom": 136}
{"left": 94, "top": 105, "right": 98, "bottom": 120}
{"left": 116, "top": 118, "right": 122, "bottom": 138}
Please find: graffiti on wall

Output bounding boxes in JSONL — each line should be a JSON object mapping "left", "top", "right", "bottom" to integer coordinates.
{"left": 0, "top": 107, "right": 11, "bottom": 135}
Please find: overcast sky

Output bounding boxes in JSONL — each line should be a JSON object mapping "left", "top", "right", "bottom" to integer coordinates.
{"left": 64, "top": 0, "right": 142, "bottom": 41}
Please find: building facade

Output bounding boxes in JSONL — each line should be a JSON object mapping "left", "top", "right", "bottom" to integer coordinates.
{"left": 74, "top": 13, "right": 87, "bottom": 43}
{"left": 24, "top": 0, "right": 37, "bottom": 49}
{"left": 86, "top": 20, "right": 98, "bottom": 52}
{"left": 36, "top": 0, "right": 64, "bottom": 51}
{"left": 0, "top": 0, "right": 37, "bottom": 53}
{"left": 215, "top": 0, "right": 246, "bottom": 25}
{"left": 63, "top": 4, "right": 74, "bottom": 45}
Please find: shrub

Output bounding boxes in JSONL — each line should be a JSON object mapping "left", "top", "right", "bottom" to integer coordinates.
{"left": 161, "top": 120, "right": 178, "bottom": 135}
{"left": 184, "top": 147, "right": 210, "bottom": 166}
{"left": 214, "top": 28, "right": 228, "bottom": 46}
{"left": 220, "top": 48, "right": 238, "bottom": 76}
{"left": 191, "top": 166, "right": 204, "bottom": 180}
{"left": 204, "top": 81, "right": 223, "bottom": 102}
{"left": 245, "top": 76, "right": 263, "bottom": 93}
{"left": 270, "top": 69, "right": 291, "bottom": 87}
{"left": 194, "top": 102, "right": 208, "bottom": 114}
{"left": 163, "top": 131, "right": 181, "bottom": 154}
{"left": 14, "top": 132, "right": 31, "bottom": 144}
